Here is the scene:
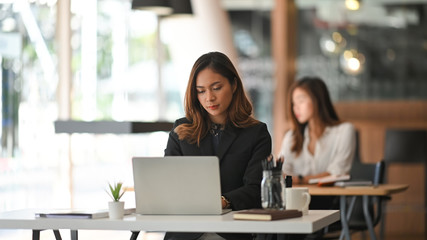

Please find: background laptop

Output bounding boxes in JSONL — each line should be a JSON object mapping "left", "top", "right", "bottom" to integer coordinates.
{"left": 132, "top": 156, "right": 231, "bottom": 215}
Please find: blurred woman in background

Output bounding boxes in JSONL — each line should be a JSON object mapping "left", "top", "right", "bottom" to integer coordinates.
{"left": 279, "top": 76, "right": 356, "bottom": 187}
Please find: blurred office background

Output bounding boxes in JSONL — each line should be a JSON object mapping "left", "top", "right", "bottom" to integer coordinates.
{"left": 0, "top": 0, "right": 426, "bottom": 239}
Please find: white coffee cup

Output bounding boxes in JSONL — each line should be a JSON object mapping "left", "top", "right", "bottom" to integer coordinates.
{"left": 285, "top": 187, "right": 311, "bottom": 215}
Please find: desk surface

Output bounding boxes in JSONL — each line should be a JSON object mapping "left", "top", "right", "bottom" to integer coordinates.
{"left": 304, "top": 184, "right": 409, "bottom": 196}
{"left": 0, "top": 209, "right": 339, "bottom": 234}
{"left": 125, "top": 184, "right": 409, "bottom": 197}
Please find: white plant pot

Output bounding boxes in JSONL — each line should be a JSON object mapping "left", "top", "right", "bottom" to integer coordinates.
{"left": 108, "top": 201, "right": 125, "bottom": 219}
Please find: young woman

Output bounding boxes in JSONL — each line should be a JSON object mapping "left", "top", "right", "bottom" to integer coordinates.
{"left": 164, "top": 52, "right": 272, "bottom": 240}
{"left": 279, "top": 76, "right": 356, "bottom": 185}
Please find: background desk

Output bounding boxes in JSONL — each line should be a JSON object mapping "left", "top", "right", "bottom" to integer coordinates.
{"left": 0, "top": 209, "right": 339, "bottom": 240}
{"left": 303, "top": 184, "right": 409, "bottom": 240}
{"left": 306, "top": 184, "right": 408, "bottom": 196}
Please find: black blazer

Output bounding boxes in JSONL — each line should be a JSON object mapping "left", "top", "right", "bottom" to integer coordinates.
{"left": 163, "top": 118, "right": 272, "bottom": 240}
{"left": 165, "top": 117, "right": 272, "bottom": 210}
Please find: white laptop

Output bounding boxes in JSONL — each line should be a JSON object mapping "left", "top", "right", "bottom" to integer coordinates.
{"left": 132, "top": 156, "right": 231, "bottom": 215}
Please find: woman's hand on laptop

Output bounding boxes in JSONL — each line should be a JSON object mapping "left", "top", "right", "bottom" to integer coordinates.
{"left": 221, "top": 196, "right": 230, "bottom": 209}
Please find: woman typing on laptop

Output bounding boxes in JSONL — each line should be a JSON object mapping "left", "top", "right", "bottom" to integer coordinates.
{"left": 164, "top": 52, "right": 272, "bottom": 240}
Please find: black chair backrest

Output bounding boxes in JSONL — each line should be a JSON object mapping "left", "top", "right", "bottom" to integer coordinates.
{"left": 351, "top": 129, "right": 386, "bottom": 185}
{"left": 373, "top": 160, "right": 385, "bottom": 186}
{"left": 353, "top": 130, "right": 362, "bottom": 163}
{"left": 350, "top": 160, "right": 385, "bottom": 186}
{"left": 348, "top": 160, "right": 386, "bottom": 230}
{"left": 384, "top": 129, "right": 427, "bottom": 163}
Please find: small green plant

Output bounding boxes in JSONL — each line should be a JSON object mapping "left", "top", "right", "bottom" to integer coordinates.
{"left": 107, "top": 182, "right": 126, "bottom": 202}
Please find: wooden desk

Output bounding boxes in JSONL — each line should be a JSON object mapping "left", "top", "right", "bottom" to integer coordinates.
{"left": 0, "top": 209, "right": 340, "bottom": 240}
{"left": 301, "top": 184, "right": 409, "bottom": 240}
{"left": 306, "top": 184, "right": 408, "bottom": 196}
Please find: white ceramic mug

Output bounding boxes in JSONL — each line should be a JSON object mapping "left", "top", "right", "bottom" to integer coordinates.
{"left": 285, "top": 187, "right": 311, "bottom": 215}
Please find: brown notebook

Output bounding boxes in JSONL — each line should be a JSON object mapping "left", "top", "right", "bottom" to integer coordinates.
{"left": 233, "top": 209, "right": 302, "bottom": 221}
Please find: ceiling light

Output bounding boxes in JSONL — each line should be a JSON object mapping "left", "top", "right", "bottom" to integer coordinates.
{"left": 131, "top": 0, "right": 193, "bottom": 16}
{"left": 345, "top": 0, "right": 360, "bottom": 11}
{"left": 131, "top": 0, "right": 173, "bottom": 16}
{"left": 169, "top": 0, "right": 193, "bottom": 15}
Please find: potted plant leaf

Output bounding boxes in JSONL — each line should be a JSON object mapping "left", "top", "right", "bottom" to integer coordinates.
{"left": 107, "top": 182, "right": 126, "bottom": 219}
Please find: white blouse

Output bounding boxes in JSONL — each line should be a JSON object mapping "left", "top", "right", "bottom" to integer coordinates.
{"left": 279, "top": 122, "right": 356, "bottom": 176}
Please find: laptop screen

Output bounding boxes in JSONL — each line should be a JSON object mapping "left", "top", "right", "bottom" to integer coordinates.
{"left": 132, "top": 156, "right": 228, "bottom": 215}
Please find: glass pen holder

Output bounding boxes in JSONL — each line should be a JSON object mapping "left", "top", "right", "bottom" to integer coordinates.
{"left": 261, "top": 170, "right": 285, "bottom": 209}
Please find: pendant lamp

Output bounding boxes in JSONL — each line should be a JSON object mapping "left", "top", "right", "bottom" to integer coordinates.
{"left": 131, "top": 0, "right": 173, "bottom": 16}
{"left": 169, "top": 0, "right": 193, "bottom": 15}
{"left": 131, "top": 0, "right": 193, "bottom": 16}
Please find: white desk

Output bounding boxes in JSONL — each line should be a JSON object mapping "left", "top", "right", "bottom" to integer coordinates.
{"left": 0, "top": 209, "right": 339, "bottom": 240}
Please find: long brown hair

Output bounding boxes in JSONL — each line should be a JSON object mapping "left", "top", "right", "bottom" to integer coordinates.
{"left": 175, "top": 51, "right": 259, "bottom": 145}
{"left": 288, "top": 76, "right": 340, "bottom": 155}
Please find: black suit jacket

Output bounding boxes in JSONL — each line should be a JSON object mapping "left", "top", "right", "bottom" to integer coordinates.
{"left": 163, "top": 118, "right": 272, "bottom": 240}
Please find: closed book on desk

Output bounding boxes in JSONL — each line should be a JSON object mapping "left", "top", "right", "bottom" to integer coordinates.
{"left": 308, "top": 175, "right": 350, "bottom": 186}
{"left": 334, "top": 181, "right": 372, "bottom": 187}
{"left": 35, "top": 208, "right": 135, "bottom": 219}
{"left": 233, "top": 209, "right": 302, "bottom": 221}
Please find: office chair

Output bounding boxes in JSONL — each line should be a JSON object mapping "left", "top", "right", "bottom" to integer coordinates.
{"left": 383, "top": 129, "right": 427, "bottom": 240}
{"left": 346, "top": 160, "right": 386, "bottom": 228}
{"left": 322, "top": 130, "right": 386, "bottom": 240}
{"left": 321, "top": 160, "right": 386, "bottom": 240}
{"left": 347, "top": 131, "right": 386, "bottom": 232}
